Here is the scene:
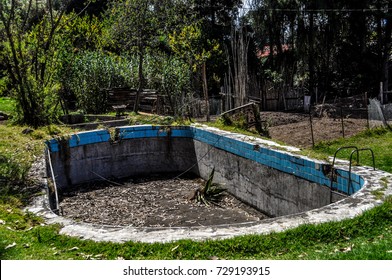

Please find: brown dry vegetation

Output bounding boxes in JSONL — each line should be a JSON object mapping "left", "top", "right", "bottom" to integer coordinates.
{"left": 59, "top": 176, "right": 267, "bottom": 227}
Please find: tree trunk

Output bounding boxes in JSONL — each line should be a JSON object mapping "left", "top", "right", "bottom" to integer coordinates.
{"left": 308, "top": 9, "right": 315, "bottom": 101}
{"left": 134, "top": 44, "right": 144, "bottom": 113}
{"left": 230, "top": 26, "right": 249, "bottom": 108}
{"left": 202, "top": 61, "right": 210, "bottom": 122}
{"left": 383, "top": 3, "right": 392, "bottom": 103}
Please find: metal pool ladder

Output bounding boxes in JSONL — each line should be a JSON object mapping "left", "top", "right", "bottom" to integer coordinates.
{"left": 330, "top": 146, "right": 375, "bottom": 199}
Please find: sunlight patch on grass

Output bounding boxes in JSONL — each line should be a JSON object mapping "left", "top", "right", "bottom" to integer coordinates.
{"left": 0, "top": 97, "right": 16, "bottom": 115}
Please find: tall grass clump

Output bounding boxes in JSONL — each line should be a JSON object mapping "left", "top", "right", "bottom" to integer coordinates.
{"left": 0, "top": 127, "right": 39, "bottom": 199}
{"left": 0, "top": 125, "right": 74, "bottom": 198}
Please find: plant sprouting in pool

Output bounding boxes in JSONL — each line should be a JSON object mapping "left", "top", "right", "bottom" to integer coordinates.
{"left": 189, "top": 168, "right": 226, "bottom": 206}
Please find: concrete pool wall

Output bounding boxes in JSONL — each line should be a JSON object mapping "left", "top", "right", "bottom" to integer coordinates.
{"left": 46, "top": 125, "right": 354, "bottom": 218}
{"left": 33, "top": 124, "right": 392, "bottom": 243}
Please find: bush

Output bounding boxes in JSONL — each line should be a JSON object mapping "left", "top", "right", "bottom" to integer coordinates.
{"left": 160, "top": 56, "right": 193, "bottom": 117}
{"left": 61, "top": 51, "right": 194, "bottom": 115}
{"left": 61, "top": 51, "right": 134, "bottom": 113}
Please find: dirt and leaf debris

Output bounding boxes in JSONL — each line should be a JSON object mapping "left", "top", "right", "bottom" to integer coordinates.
{"left": 59, "top": 175, "right": 267, "bottom": 227}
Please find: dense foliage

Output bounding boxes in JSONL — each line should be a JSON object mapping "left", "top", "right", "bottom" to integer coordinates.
{"left": 0, "top": 0, "right": 70, "bottom": 126}
{"left": 0, "top": 0, "right": 391, "bottom": 125}
{"left": 1, "top": 0, "right": 391, "bottom": 262}
{"left": 247, "top": 0, "right": 392, "bottom": 104}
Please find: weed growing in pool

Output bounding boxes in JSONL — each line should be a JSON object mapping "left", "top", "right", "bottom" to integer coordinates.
{"left": 190, "top": 168, "right": 226, "bottom": 206}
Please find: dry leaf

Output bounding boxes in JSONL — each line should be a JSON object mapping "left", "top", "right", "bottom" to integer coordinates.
{"left": 5, "top": 242, "right": 16, "bottom": 249}
{"left": 340, "top": 244, "right": 354, "bottom": 253}
{"left": 68, "top": 246, "right": 79, "bottom": 251}
{"left": 171, "top": 245, "right": 179, "bottom": 252}
{"left": 58, "top": 177, "right": 265, "bottom": 228}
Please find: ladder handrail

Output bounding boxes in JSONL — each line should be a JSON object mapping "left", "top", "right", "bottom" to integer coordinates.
{"left": 330, "top": 146, "right": 376, "bottom": 198}
{"left": 330, "top": 146, "right": 359, "bottom": 200}
{"left": 331, "top": 146, "right": 359, "bottom": 169}
{"left": 356, "top": 148, "right": 376, "bottom": 171}
{"left": 347, "top": 148, "right": 376, "bottom": 194}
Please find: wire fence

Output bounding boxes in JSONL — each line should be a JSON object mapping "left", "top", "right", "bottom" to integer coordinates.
{"left": 254, "top": 95, "right": 385, "bottom": 148}
{"left": 307, "top": 105, "right": 369, "bottom": 147}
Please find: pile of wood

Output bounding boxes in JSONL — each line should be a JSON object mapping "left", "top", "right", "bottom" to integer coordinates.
{"left": 220, "top": 102, "right": 268, "bottom": 136}
{"left": 107, "top": 88, "right": 171, "bottom": 115}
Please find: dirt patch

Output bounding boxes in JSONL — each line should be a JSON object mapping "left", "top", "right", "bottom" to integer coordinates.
{"left": 261, "top": 112, "right": 368, "bottom": 148}
{"left": 59, "top": 175, "right": 267, "bottom": 227}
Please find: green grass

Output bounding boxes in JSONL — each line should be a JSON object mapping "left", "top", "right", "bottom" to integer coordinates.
{"left": 0, "top": 125, "right": 44, "bottom": 188}
{"left": 206, "top": 117, "right": 264, "bottom": 138}
{"left": 1, "top": 119, "right": 392, "bottom": 260}
{"left": 310, "top": 128, "right": 392, "bottom": 172}
{"left": 0, "top": 97, "right": 16, "bottom": 115}
{"left": 0, "top": 124, "right": 77, "bottom": 190}
{"left": 1, "top": 196, "right": 391, "bottom": 260}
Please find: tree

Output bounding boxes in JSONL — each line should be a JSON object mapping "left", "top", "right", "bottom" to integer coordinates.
{"left": 0, "top": 0, "right": 92, "bottom": 126}
{"left": 169, "top": 21, "right": 221, "bottom": 121}
{"left": 108, "top": 0, "right": 171, "bottom": 112}
{"left": 192, "top": 0, "right": 243, "bottom": 29}
{"left": 0, "top": 1, "right": 65, "bottom": 126}
{"left": 66, "top": 0, "right": 110, "bottom": 17}
{"left": 247, "top": 0, "right": 392, "bottom": 108}
{"left": 227, "top": 23, "right": 252, "bottom": 108}
{"left": 193, "top": 0, "right": 243, "bottom": 98}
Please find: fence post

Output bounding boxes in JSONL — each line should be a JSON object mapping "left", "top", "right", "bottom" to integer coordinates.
{"left": 365, "top": 92, "right": 370, "bottom": 129}
{"left": 340, "top": 107, "right": 345, "bottom": 138}
{"left": 309, "top": 108, "right": 315, "bottom": 147}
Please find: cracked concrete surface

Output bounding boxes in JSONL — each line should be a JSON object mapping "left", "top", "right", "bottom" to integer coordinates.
{"left": 26, "top": 127, "right": 392, "bottom": 243}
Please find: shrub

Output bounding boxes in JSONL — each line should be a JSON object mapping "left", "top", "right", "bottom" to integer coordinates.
{"left": 61, "top": 51, "right": 134, "bottom": 114}
{"left": 190, "top": 168, "right": 226, "bottom": 206}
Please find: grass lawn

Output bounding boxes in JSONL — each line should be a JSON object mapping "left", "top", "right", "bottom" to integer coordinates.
{"left": 0, "top": 119, "right": 391, "bottom": 260}
{"left": 1, "top": 196, "right": 391, "bottom": 260}
{"left": 0, "top": 97, "right": 16, "bottom": 115}
{"left": 311, "top": 128, "right": 392, "bottom": 173}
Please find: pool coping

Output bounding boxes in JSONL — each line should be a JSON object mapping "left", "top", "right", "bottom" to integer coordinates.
{"left": 27, "top": 125, "right": 392, "bottom": 243}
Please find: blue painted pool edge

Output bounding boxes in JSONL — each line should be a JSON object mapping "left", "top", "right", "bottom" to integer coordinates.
{"left": 46, "top": 125, "right": 364, "bottom": 196}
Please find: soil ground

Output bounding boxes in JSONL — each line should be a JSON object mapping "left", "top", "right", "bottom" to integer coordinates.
{"left": 261, "top": 111, "right": 368, "bottom": 148}
{"left": 59, "top": 175, "right": 267, "bottom": 227}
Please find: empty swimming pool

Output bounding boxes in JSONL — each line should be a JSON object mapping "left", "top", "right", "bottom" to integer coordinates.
{"left": 36, "top": 124, "right": 391, "bottom": 242}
